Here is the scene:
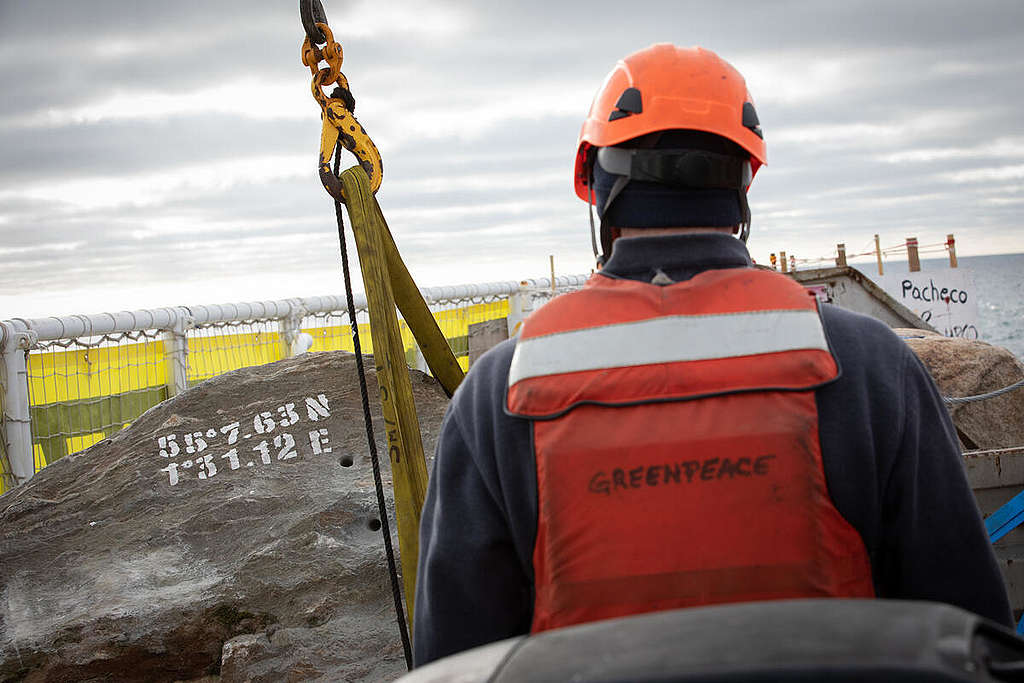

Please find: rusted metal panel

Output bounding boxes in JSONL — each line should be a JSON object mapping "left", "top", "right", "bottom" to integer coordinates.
{"left": 468, "top": 318, "right": 509, "bottom": 366}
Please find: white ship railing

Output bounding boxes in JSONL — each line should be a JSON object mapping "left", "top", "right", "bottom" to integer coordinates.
{"left": 0, "top": 276, "right": 589, "bottom": 492}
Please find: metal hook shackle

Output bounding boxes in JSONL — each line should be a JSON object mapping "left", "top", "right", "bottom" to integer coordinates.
{"left": 299, "top": 3, "right": 383, "bottom": 202}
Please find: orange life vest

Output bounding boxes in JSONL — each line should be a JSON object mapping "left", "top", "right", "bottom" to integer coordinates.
{"left": 506, "top": 267, "right": 875, "bottom": 633}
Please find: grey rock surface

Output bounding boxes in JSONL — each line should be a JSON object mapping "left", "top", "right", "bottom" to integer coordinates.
{"left": 896, "top": 329, "right": 1024, "bottom": 450}
{"left": 0, "top": 351, "right": 449, "bottom": 682}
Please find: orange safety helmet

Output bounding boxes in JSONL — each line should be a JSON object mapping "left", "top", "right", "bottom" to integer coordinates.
{"left": 574, "top": 44, "right": 766, "bottom": 202}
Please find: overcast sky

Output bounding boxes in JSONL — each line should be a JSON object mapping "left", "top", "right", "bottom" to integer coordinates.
{"left": 1, "top": 0, "right": 1022, "bottom": 319}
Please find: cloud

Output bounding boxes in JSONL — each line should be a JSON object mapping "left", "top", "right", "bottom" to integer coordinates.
{"left": 878, "top": 137, "right": 1024, "bottom": 164}
{"left": 0, "top": 242, "right": 85, "bottom": 258}
{"left": 940, "top": 164, "right": 1024, "bottom": 183}
{"left": 10, "top": 80, "right": 310, "bottom": 128}
{"left": 1, "top": 0, "right": 1023, "bottom": 321}
{"left": 0, "top": 155, "right": 310, "bottom": 211}
{"left": 772, "top": 110, "right": 982, "bottom": 148}
{"left": 322, "top": 0, "right": 470, "bottom": 39}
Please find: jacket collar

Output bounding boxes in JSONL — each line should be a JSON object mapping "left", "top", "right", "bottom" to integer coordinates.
{"left": 600, "top": 233, "right": 753, "bottom": 284}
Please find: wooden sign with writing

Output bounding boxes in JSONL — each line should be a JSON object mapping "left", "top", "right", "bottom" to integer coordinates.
{"left": 881, "top": 269, "right": 980, "bottom": 339}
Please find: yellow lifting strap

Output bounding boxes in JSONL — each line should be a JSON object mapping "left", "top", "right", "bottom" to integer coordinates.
{"left": 340, "top": 169, "right": 431, "bottom": 625}
{"left": 301, "top": 12, "right": 466, "bottom": 631}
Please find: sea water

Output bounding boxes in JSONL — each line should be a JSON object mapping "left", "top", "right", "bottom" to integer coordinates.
{"left": 862, "top": 252, "right": 1023, "bottom": 361}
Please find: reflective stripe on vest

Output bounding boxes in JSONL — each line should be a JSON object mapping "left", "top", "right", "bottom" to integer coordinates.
{"left": 508, "top": 268, "right": 841, "bottom": 418}
{"left": 507, "top": 268, "right": 875, "bottom": 634}
{"left": 509, "top": 308, "right": 829, "bottom": 386}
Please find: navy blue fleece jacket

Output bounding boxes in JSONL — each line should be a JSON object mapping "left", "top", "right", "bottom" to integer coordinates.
{"left": 413, "top": 233, "right": 1011, "bottom": 666}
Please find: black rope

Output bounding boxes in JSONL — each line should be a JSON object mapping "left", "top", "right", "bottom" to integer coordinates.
{"left": 332, "top": 143, "right": 413, "bottom": 669}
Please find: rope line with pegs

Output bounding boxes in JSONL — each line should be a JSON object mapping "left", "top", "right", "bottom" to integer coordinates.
{"left": 300, "top": 1, "right": 383, "bottom": 203}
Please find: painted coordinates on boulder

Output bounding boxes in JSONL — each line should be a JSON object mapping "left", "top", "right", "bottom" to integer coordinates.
{"left": 156, "top": 393, "right": 334, "bottom": 486}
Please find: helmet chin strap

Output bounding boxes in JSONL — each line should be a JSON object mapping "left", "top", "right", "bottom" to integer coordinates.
{"left": 588, "top": 173, "right": 607, "bottom": 266}
{"left": 738, "top": 188, "right": 751, "bottom": 243}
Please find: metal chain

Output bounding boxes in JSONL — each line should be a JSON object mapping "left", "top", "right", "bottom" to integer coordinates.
{"left": 301, "top": 20, "right": 383, "bottom": 200}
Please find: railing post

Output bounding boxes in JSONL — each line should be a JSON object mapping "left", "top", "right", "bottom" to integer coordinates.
{"left": 161, "top": 309, "right": 192, "bottom": 397}
{"left": 507, "top": 281, "right": 535, "bottom": 338}
{"left": 947, "top": 234, "right": 958, "bottom": 268}
{"left": 1, "top": 322, "right": 38, "bottom": 486}
{"left": 836, "top": 243, "right": 847, "bottom": 267}
{"left": 875, "top": 234, "right": 884, "bottom": 275}
{"left": 412, "top": 344, "right": 429, "bottom": 373}
{"left": 280, "top": 299, "right": 307, "bottom": 358}
{"left": 780, "top": 250, "right": 788, "bottom": 273}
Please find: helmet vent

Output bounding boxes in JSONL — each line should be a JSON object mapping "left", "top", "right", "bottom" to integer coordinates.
{"left": 742, "top": 102, "right": 762, "bottom": 139}
{"left": 609, "top": 87, "right": 643, "bottom": 121}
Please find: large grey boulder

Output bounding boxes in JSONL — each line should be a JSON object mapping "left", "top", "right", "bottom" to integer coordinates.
{"left": 0, "top": 351, "right": 449, "bottom": 682}
{"left": 896, "top": 329, "right": 1024, "bottom": 450}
